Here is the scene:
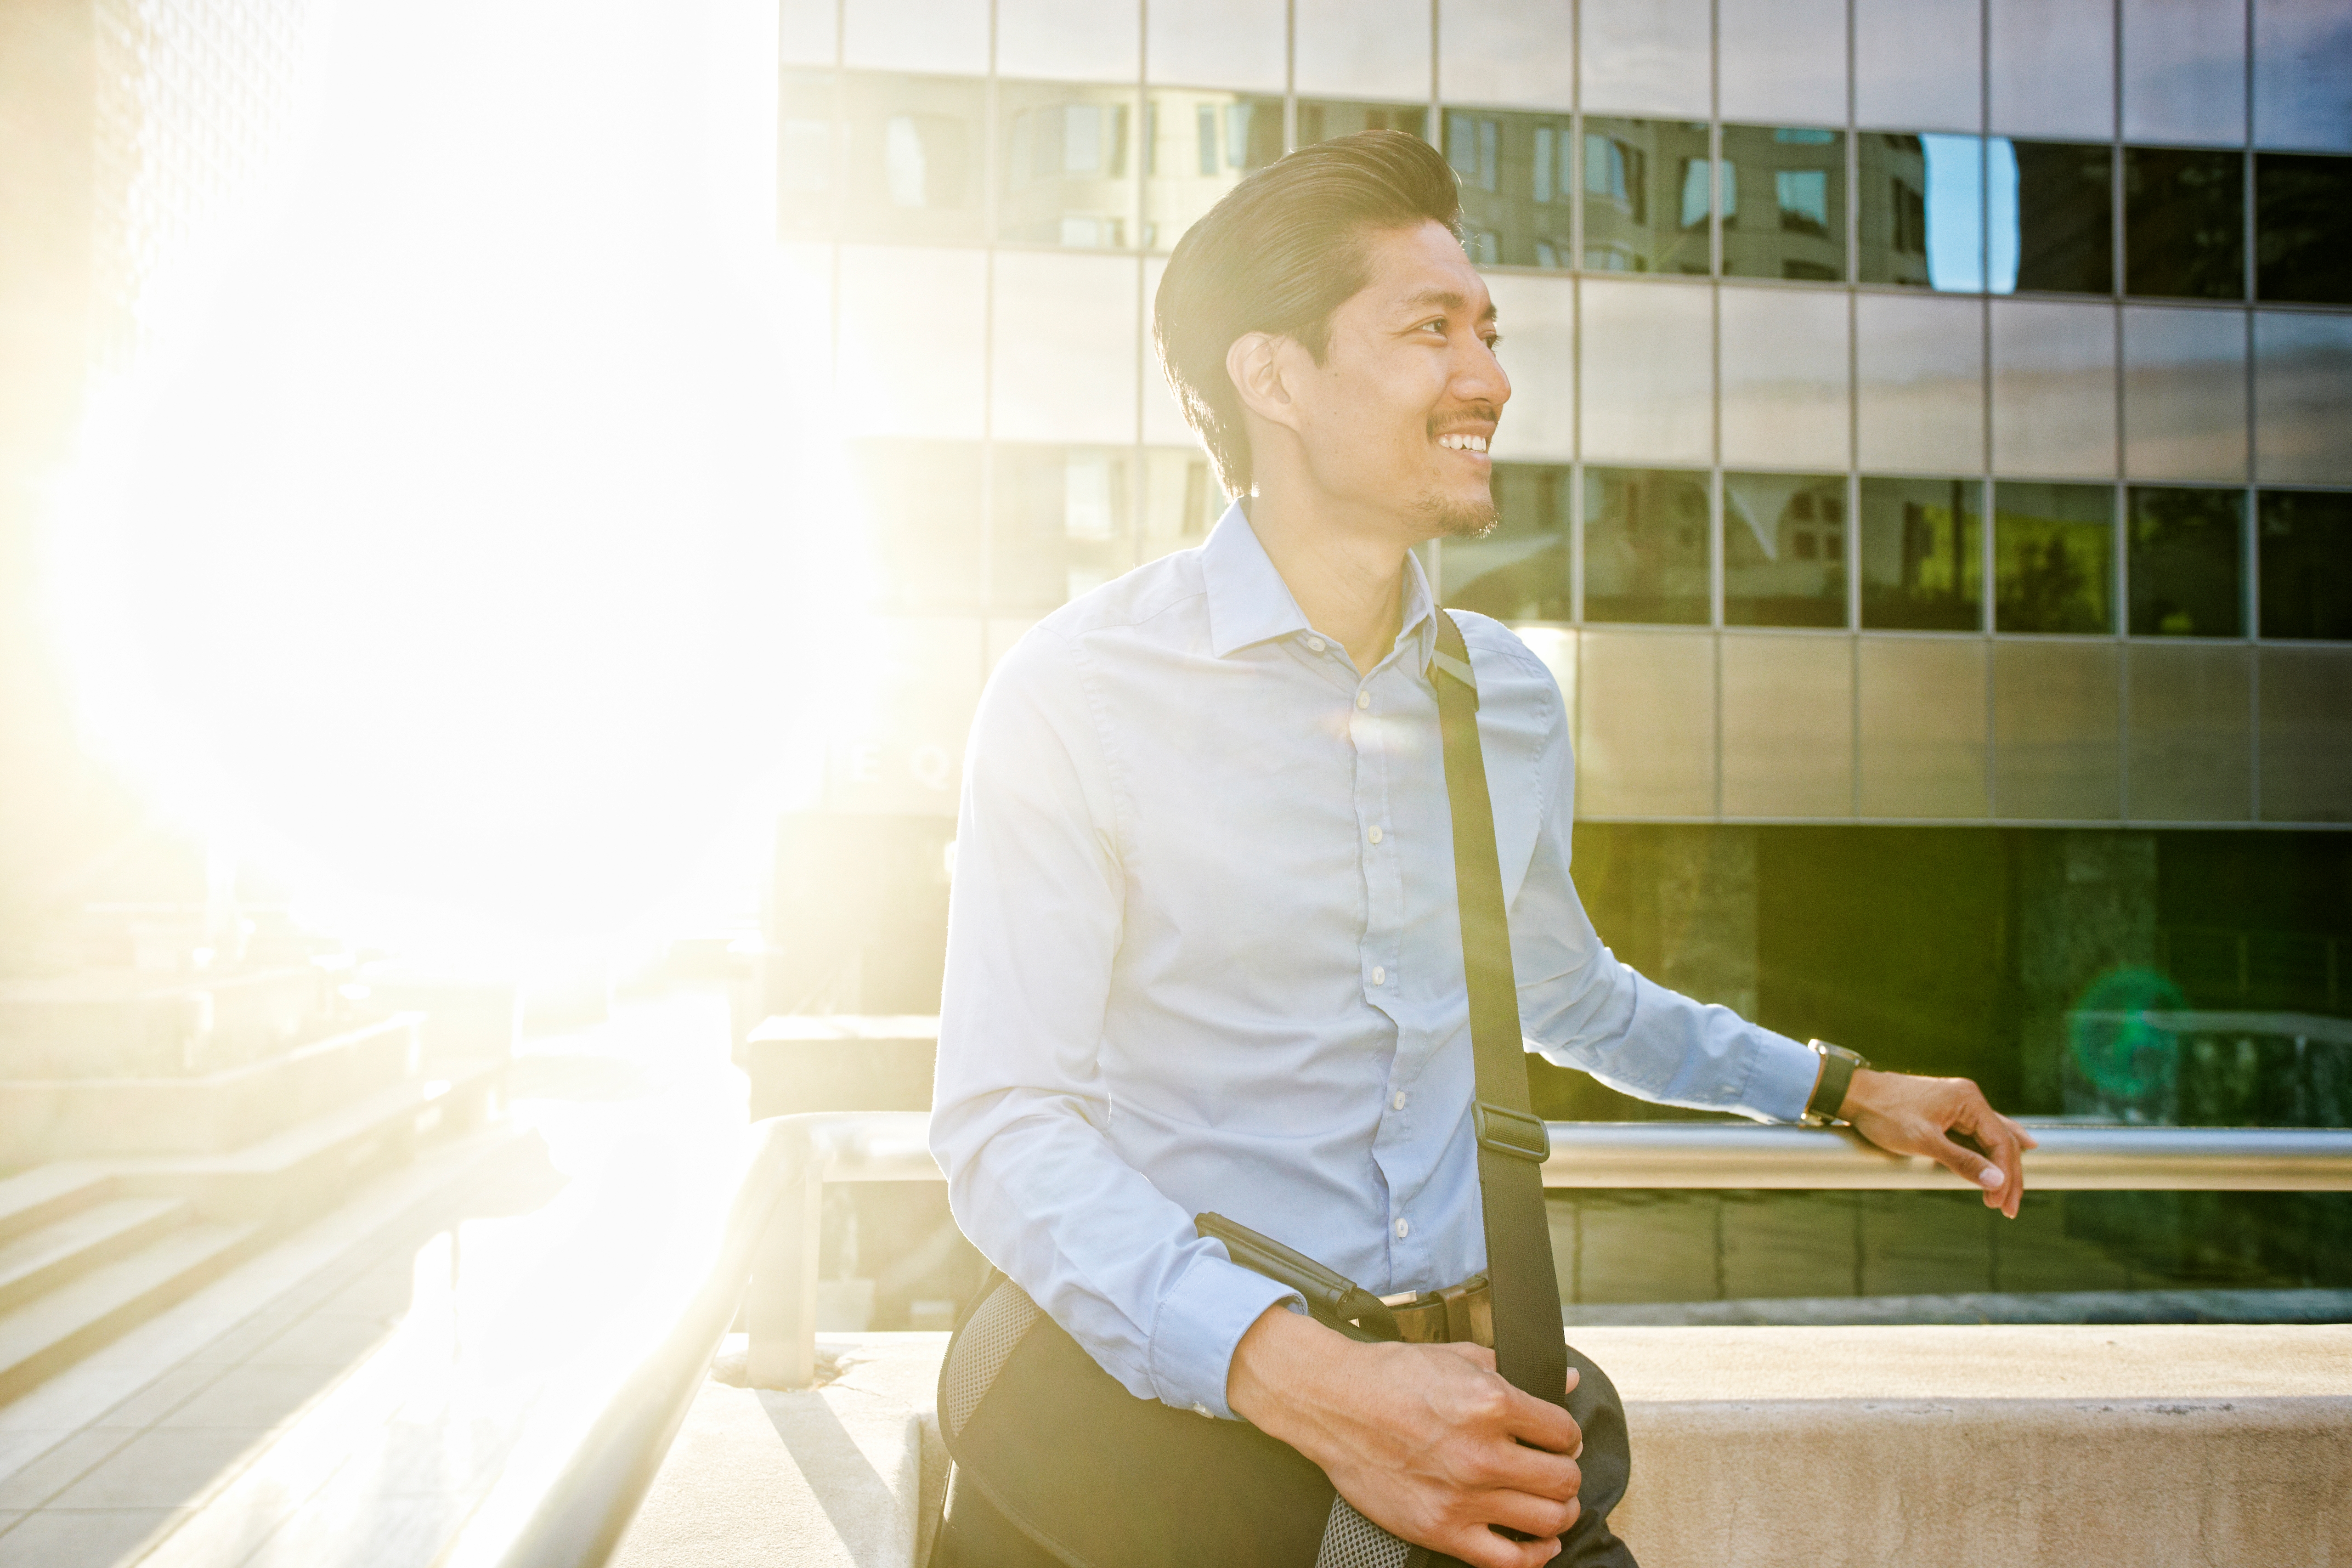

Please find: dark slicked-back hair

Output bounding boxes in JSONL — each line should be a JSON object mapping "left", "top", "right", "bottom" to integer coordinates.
{"left": 1153, "top": 130, "right": 1461, "bottom": 498}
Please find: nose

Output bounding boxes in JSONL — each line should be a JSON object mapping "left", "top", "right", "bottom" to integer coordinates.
{"left": 1453, "top": 328, "right": 1510, "bottom": 412}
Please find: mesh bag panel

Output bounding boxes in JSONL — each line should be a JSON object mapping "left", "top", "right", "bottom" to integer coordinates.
{"left": 942, "top": 1278, "right": 1041, "bottom": 1440}
{"left": 1314, "top": 1496, "right": 1415, "bottom": 1568}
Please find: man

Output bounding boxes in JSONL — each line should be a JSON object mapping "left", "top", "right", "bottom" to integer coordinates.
{"left": 930, "top": 131, "right": 2033, "bottom": 1568}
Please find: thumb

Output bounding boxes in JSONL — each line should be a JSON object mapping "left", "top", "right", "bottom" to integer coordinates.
{"left": 1929, "top": 1131, "right": 2006, "bottom": 1193}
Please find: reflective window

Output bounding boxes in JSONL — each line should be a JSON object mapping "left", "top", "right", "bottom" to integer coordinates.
{"left": 1721, "top": 125, "right": 1847, "bottom": 283}
{"left": 1579, "top": 278, "right": 1714, "bottom": 464}
{"left": 1988, "top": 0, "right": 2114, "bottom": 141}
{"left": 1724, "top": 471, "right": 1849, "bottom": 627}
{"left": 2127, "top": 487, "right": 2246, "bottom": 636}
{"left": 1439, "top": 0, "right": 1576, "bottom": 113}
{"left": 2251, "top": 0, "right": 2352, "bottom": 154}
{"left": 1859, "top": 134, "right": 1986, "bottom": 291}
{"left": 2258, "top": 489, "right": 2352, "bottom": 640}
{"left": 1858, "top": 638, "right": 1990, "bottom": 817}
{"left": 1296, "top": 100, "right": 1427, "bottom": 148}
{"left": 1147, "top": 0, "right": 1285, "bottom": 93}
{"left": 1481, "top": 273, "right": 1577, "bottom": 459}
{"left": 1579, "top": 0, "right": 1711, "bottom": 119}
{"left": 1855, "top": 0, "right": 1983, "bottom": 134}
{"left": 1990, "top": 299, "right": 2118, "bottom": 478}
{"left": 2120, "top": 0, "right": 2248, "bottom": 147}
{"left": 1991, "top": 139, "right": 2114, "bottom": 294}
{"left": 1448, "top": 109, "right": 1575, "bottom": 269}
{"left": 2254, "top": 311, "right": 2352, "bottom": 485}
{"left": 1295, "top": 0, "right": 1428, "bottom": 102}
{"left": 1719, "top": 285, "right": 1849, "bottom": 471}
{"left": 998, "top": 0, "right": 1138, "bottom": 83}
{"left": 990, "top": 251, "right": 1139, "bottom": 444}
{"left": 1991, "top": 640, "right": 2120, "bottom": 818}
{"left": 1861, "top": 476, "right": 1985, "bottom": 630}
{"left": 1578, "top": 118, "right": 1710, "bottom": 275}
{"left": 1439, "top": 464, "right": 1571, "bottom": 621}
{"left": 842, "top": 0, "right": 989, "bottom": 76}
{"left": 1719, "top": 0, "right": 1848, "bottom": 127}
{"left": 2124, "top": 148, "right": 2245, "bottom": 300}
{"left": 836, "top": 244, "right": 990, "bottom": 439}
{"left": 1994, "top": 481, "right": 2116, "bottom": 633}
{"left": 1856, "top": 292, "right": 1986, "bottom": 474}
{"left": 2255, "top": 153, "right": 2352, "bottom": 305}
{"left": 779, "top": 71, "right": 840, "bottom": 238}
{"left": 848, "top": 439, "right": 986, "bottom": 614}
{"left": 832, "top": 73, "right": 989, "bottom": 246}
{"left": 993, "top": 445, "right": 1138, "bottom": 614}
{"left": 1139, "top": 448, "right": 1225, "bottom": 563}
{"left": 2122, "top": 305, "right": 2249, "bottom": 482}
{"left": 1583, "top": 467, "right": 1712, "bottom": 624}
{"left": 999, "top": 82, "right": 1140, "bottom": 248}
{"left": 1144, "top": 91, "right": 1280, "bottom": 252}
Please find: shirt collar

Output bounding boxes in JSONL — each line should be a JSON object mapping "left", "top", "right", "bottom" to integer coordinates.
{"left": 1200, "top": 501, "right": 1442, "bottom": 673}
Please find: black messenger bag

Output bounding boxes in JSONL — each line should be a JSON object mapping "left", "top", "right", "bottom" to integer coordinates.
{"left": 934, "top": 611, "right": 1634, "bottom": 1568}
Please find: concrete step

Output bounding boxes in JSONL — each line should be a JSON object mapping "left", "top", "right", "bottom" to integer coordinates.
{"left": 0, "top": 1194, "right": 190, "bottom": 1314}
{"left": 0, "top": 1162, "right": 114, "bottom": 1249}
{"left": 0, "top": 1217, "right": 263, "bottom": 1403}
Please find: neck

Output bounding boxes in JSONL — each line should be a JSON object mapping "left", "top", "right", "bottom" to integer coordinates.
{"left": 1243, "top": 480, "right": 1416, "bottom": 674}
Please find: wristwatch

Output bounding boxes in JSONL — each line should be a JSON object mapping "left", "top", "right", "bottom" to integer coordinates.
{"left": 1803, "top": 1040, "right": 1871, "bottom": 1124}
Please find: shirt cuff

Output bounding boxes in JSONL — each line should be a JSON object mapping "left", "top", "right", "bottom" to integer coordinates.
{"left": 1146, "top": 1252, "right": 1304, "bottom": 1421}
{"left": 1744, "top": 1028, "right": 1824, "bottom": 1123}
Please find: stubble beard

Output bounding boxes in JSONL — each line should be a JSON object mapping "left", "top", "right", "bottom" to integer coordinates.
{"left": 1416, "top": 485, "right": 1500, "bottom": 540}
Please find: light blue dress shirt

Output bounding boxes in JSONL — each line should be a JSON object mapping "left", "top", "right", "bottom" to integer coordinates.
{"left": 932, "top": 504, "right": 1820, "bottom": 1421}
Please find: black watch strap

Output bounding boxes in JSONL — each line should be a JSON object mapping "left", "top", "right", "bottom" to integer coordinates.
{"left": 1805, "top": 1040, "right": 1869, "bottom": 1122}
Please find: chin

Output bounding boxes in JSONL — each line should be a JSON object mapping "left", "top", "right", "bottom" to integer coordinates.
{"left": 1422, "top": 488, "right": 1500, "bottom": 540}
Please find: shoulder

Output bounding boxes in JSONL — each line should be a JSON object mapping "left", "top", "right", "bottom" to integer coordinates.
{"left": 1035, "top": 548, "right": 1208, "bottom": 647}
{"left": 1445, "top": 608, "right": 1564, "bottom": 700}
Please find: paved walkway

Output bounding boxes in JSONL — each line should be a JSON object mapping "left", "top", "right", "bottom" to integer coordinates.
{"left": 0, "top": 991, "right": 745, "bottom": 1568}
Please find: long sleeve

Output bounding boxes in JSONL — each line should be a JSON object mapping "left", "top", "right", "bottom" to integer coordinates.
{"left": 929, "top": 627, "right": 1299, "bottom": 1420}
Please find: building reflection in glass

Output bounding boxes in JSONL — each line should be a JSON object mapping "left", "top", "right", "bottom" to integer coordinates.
{"left": 993, "top": 445, "right": 1137, "bottom": 612}
{"left": 2127, "top": 486, "right": 2245, "bottom": 637}
{"left": 1723, "top": 470, "right": 1847, "bottom": 625}
{"left": 1720, "top": 125, "right": 1845, "bottom": 283}
{"left": 2255, "top": 153, "right": 2352, "bottom": 306}
{"left": 1439, "top": 463, "right": 1571, "bottom": 619}
{"left": 2124, "top": 148, "right": 2244, "bottom": 301}
{"left": 1000, "top": 81, "right": 1138, "bottom": 249}
{"left": 1445, "top": 109, "right": 1576, "bottom": 268}
{"left": 1583, "top": 466, "right": 1710, "bottom": 623}
{"left": 1990, "top": 138, "right": 2115, "bottom": 295}
{"left": 1579, "top": 118, "right": 1710, "bottom": 274}
{"left": 1858, "top": 133, "right": 1984, "bottom": 291}
{"left": 2257, "top": 489, "right": 2352, "bottom": 641}
{"left": 1860, "top": 475, "right": 1982, "bottom": 631}
{"left": 1995, "top": 481, "right": 2115, "bottom": 634}
{"left": 1296, "top": 99, "right": 1427, "bottom": 147}
{"left": 1145, "top": 91, "right": 1280, "bottom": 252}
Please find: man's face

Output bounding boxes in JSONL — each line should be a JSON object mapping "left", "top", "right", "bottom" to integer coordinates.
{"left": 1281, "top": 219, "right": 1510, "bottom": 541}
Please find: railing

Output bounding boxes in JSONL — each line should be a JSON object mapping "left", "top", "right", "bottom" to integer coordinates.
{"left": 488, "top": 1113, "right": 2352, "bottom": 1568}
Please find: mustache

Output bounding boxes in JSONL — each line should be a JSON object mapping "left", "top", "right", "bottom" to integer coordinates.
{"left": 1427, "top": 403, "right": 1501, "bottom": 438}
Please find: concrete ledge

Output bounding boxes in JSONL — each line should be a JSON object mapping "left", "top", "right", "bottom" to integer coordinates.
{"left": 617, "top": 1325, "right": 2352, "bottom": 1568}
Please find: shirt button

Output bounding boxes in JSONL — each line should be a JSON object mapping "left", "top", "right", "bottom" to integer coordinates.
{"left": 1368, "top": 825, "right": 1383, "bottom": 844}
{"left": 1372, "top": 966, "right": 1386, "bottom": 985}
{"left": 1191, "top": 1403, "right": 1212, "bottom": 1418}
{"left": 1392, "top": 1091, "right": 1408, "bottom": 1110}
{"left": 1306, "top": 637, "right": 1325, "bottom": 653}
{"left": 1394, "top": 1218, "right": 1410, "bottom": 1239}
{"left": 1356, "top": 691, "right": 1370, "bottom": 709}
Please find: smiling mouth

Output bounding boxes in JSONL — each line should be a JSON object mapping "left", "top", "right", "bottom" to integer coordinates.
{"left": 1436, "top": 432, "right": 1491, "bottom": 454}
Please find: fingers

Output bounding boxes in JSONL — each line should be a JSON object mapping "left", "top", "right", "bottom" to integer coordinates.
{"left": 1484, "top": 1487, "right": 1581, "bottom": 1542}
{"left": 1501, "top": 1384, "right": 1583, "bottom": 1456}
{"left": 1442, "top": 1524, "right": 1561, "bottom": 1568}
{"left": 1953, "top": 1091, "right": 2030, "bottom": 1218}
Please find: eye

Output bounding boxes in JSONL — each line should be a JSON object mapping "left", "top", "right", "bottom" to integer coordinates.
{"left": 1483, "top": 333, "right": 1503, "bottom": 353}
{"left": 1415, "top": 317, "right": 1448, "bottom": 335}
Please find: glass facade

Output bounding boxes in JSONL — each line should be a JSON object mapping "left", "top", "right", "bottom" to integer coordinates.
{"left": 780, "top": 0, "right": 2352, "bottom": 826}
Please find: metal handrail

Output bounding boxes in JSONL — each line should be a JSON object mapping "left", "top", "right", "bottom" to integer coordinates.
{"left": 490, "top": 1112, "right": 2352, "bottom": 1568}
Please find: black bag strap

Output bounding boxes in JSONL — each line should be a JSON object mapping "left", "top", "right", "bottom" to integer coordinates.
{"left": 1430, "top": 610, "right": 1568, "bottom": 1412}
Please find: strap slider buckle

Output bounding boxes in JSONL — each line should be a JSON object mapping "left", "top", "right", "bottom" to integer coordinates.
{"left": 1472, "top": 1102, "right": 1550, "bottom": 1164}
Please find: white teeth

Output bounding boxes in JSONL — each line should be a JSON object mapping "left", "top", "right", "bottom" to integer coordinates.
{"left": 1438, "top": 433, "right": 1490, "bottom": 453}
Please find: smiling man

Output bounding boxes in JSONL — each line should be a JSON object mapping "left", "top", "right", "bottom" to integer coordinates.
{"left": 930, "top": 131, "right": 2032, "bottom": 1568}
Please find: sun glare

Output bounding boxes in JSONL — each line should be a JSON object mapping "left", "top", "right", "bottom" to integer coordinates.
{"left": 46, "top": 0, "right": 869, "bottom": 974}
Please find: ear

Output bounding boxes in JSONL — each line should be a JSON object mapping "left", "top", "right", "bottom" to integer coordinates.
{"left": 1225, "top": 331, "right": 1303, "bottom": 434}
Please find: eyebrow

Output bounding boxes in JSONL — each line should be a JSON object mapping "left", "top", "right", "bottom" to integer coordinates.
{"left": 1399, "top": 287, "right": 1499, "bottom": 324}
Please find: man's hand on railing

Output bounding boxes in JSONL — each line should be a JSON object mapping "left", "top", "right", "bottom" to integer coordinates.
{"left": 1838, "top": 1070, "right": 2039, "bottom": 1219}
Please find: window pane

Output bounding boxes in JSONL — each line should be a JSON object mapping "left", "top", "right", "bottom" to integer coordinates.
{"left": 992, "top": 445, "right": 1137, "bottom": 615}
{"left": 1578, "top": 118, "right": 1711, "bottom": 275}
{"left": 1859, "top": 133, "right": 1986, "bottom": 290}
{"left": 1440, "top": 0, "right": 1575, "bottom": 111}
{"left": 779, "top": 71, "right": 839, "bottom": 238}
{"left": 848, "top": 439, "right": 985, "bottom": 613}
{"left": 991, "top": 250, "right": 1138, "bottom": 443}
{"left": 1995, "top": 481, "right": 2117, "bottom": 633}
{"left": 1580, "top": 0, "right": 1710, "bottom": 118}
{"left": 2121, "top": 0, "right": 2248, "bottom": 146}
{"left": 1143, "top": 91, "right": 1281, "bottom": 252}
{"left": 1856, "top": 0, "right": 1983, "bottom": 134}
{"left": 1718, "top": 0, "right": 1847, "bottom": 126}
{"left": 2256, "top": 647, "right": 2352, "bottom": 822}
{"left": 2253, "top": 310, "right": 2352, "bottom": 484}
{"left": 1579, "top": 278, "right": 1713, "bottom": 464}
{"left": 837, "top": 244, "right": 989, "bottom": 439}
{"left": 1724, "top": 472, "right": 1848, "bottom": 628}
{"left": 1296, "top": 0, "right": 1428, "bottom": 101}
{"left": 2255, "top": 153, "right": 2352, "bottom": 304}
{"left": 1719, "top": 285, "right": 1849, "bottom": 470}
{"left": 2252, "top": 0, "right": 2352, "bottom": 153}
{"left": 1721, "top": 634, "right": 1854, "bottom": 818}
{"left": 2127, "top": 486, "right": 2246, "bottom": 636}
{"left": 2258, "top": 488, "right": 2352, "bottom": 640}
{"left": 1989, "top": 0, "right": 2114, "bottom": 140}
{"left": 999, "top": 0, "right": 1138, "bottom": 81}
{"left": 1856, "top": 293, "right": 1987, "bottom": 474}
{"left": 1483, "top": 273, "right": 1576, "bottom": 459}
{"left": 1440, "top": 463, "right": 1571, "bottom": 620}
{"left": 1862, "top": 475, "right": 1985, "bottom": 630}
{"left": 1449, "top": 109, "right": 1576, "bottom": 269}
{"left": 1858, "top": 638, "right": 1991, "bottom": 817}
{"left": 1583, "top": 467, "right": 1712, "bottom": 623}
{"left": 1577, "top": 631, "right": 1716, "bottom": 815}
{"left": 782, "top": 0, "right": 837, "bottom": 67}
{"left": 1721, "top": 125, "right": 1847, "bottom": 283}
{"left": 1991, "top": 298, "right": 2118, "bottom": 478}
{"left": 1140, "top": 447, "right": 1226, "bottom": 562}
{"left": 1295, "top": 99, "right": 1428, "bottom": 148}
{"left": 1992, "top": 640, "right": 2120, "bottom": 819}
{"left": 2122, "top": 304, "right": 2250, "bottom": 482}
{"left": 842, "top": 0, "right": 988, "bottom": 75}
{"left": 839, "top": 74, "right": 988, "bottom": 246}
{"left": 999, "top": 83, "right": 1140, "bottom": 249}
{"left": 2124, "top": 148, "right": 2246, "bottom": 300}
{"left": 1148, "top": 0, "right": 1285, "bottom": 91}
{"left": 1991, "top": 139, "right": 2115, "bottom": 295}
{"left": 2126, "top": 643, "right": 2251, "bottom": 821}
